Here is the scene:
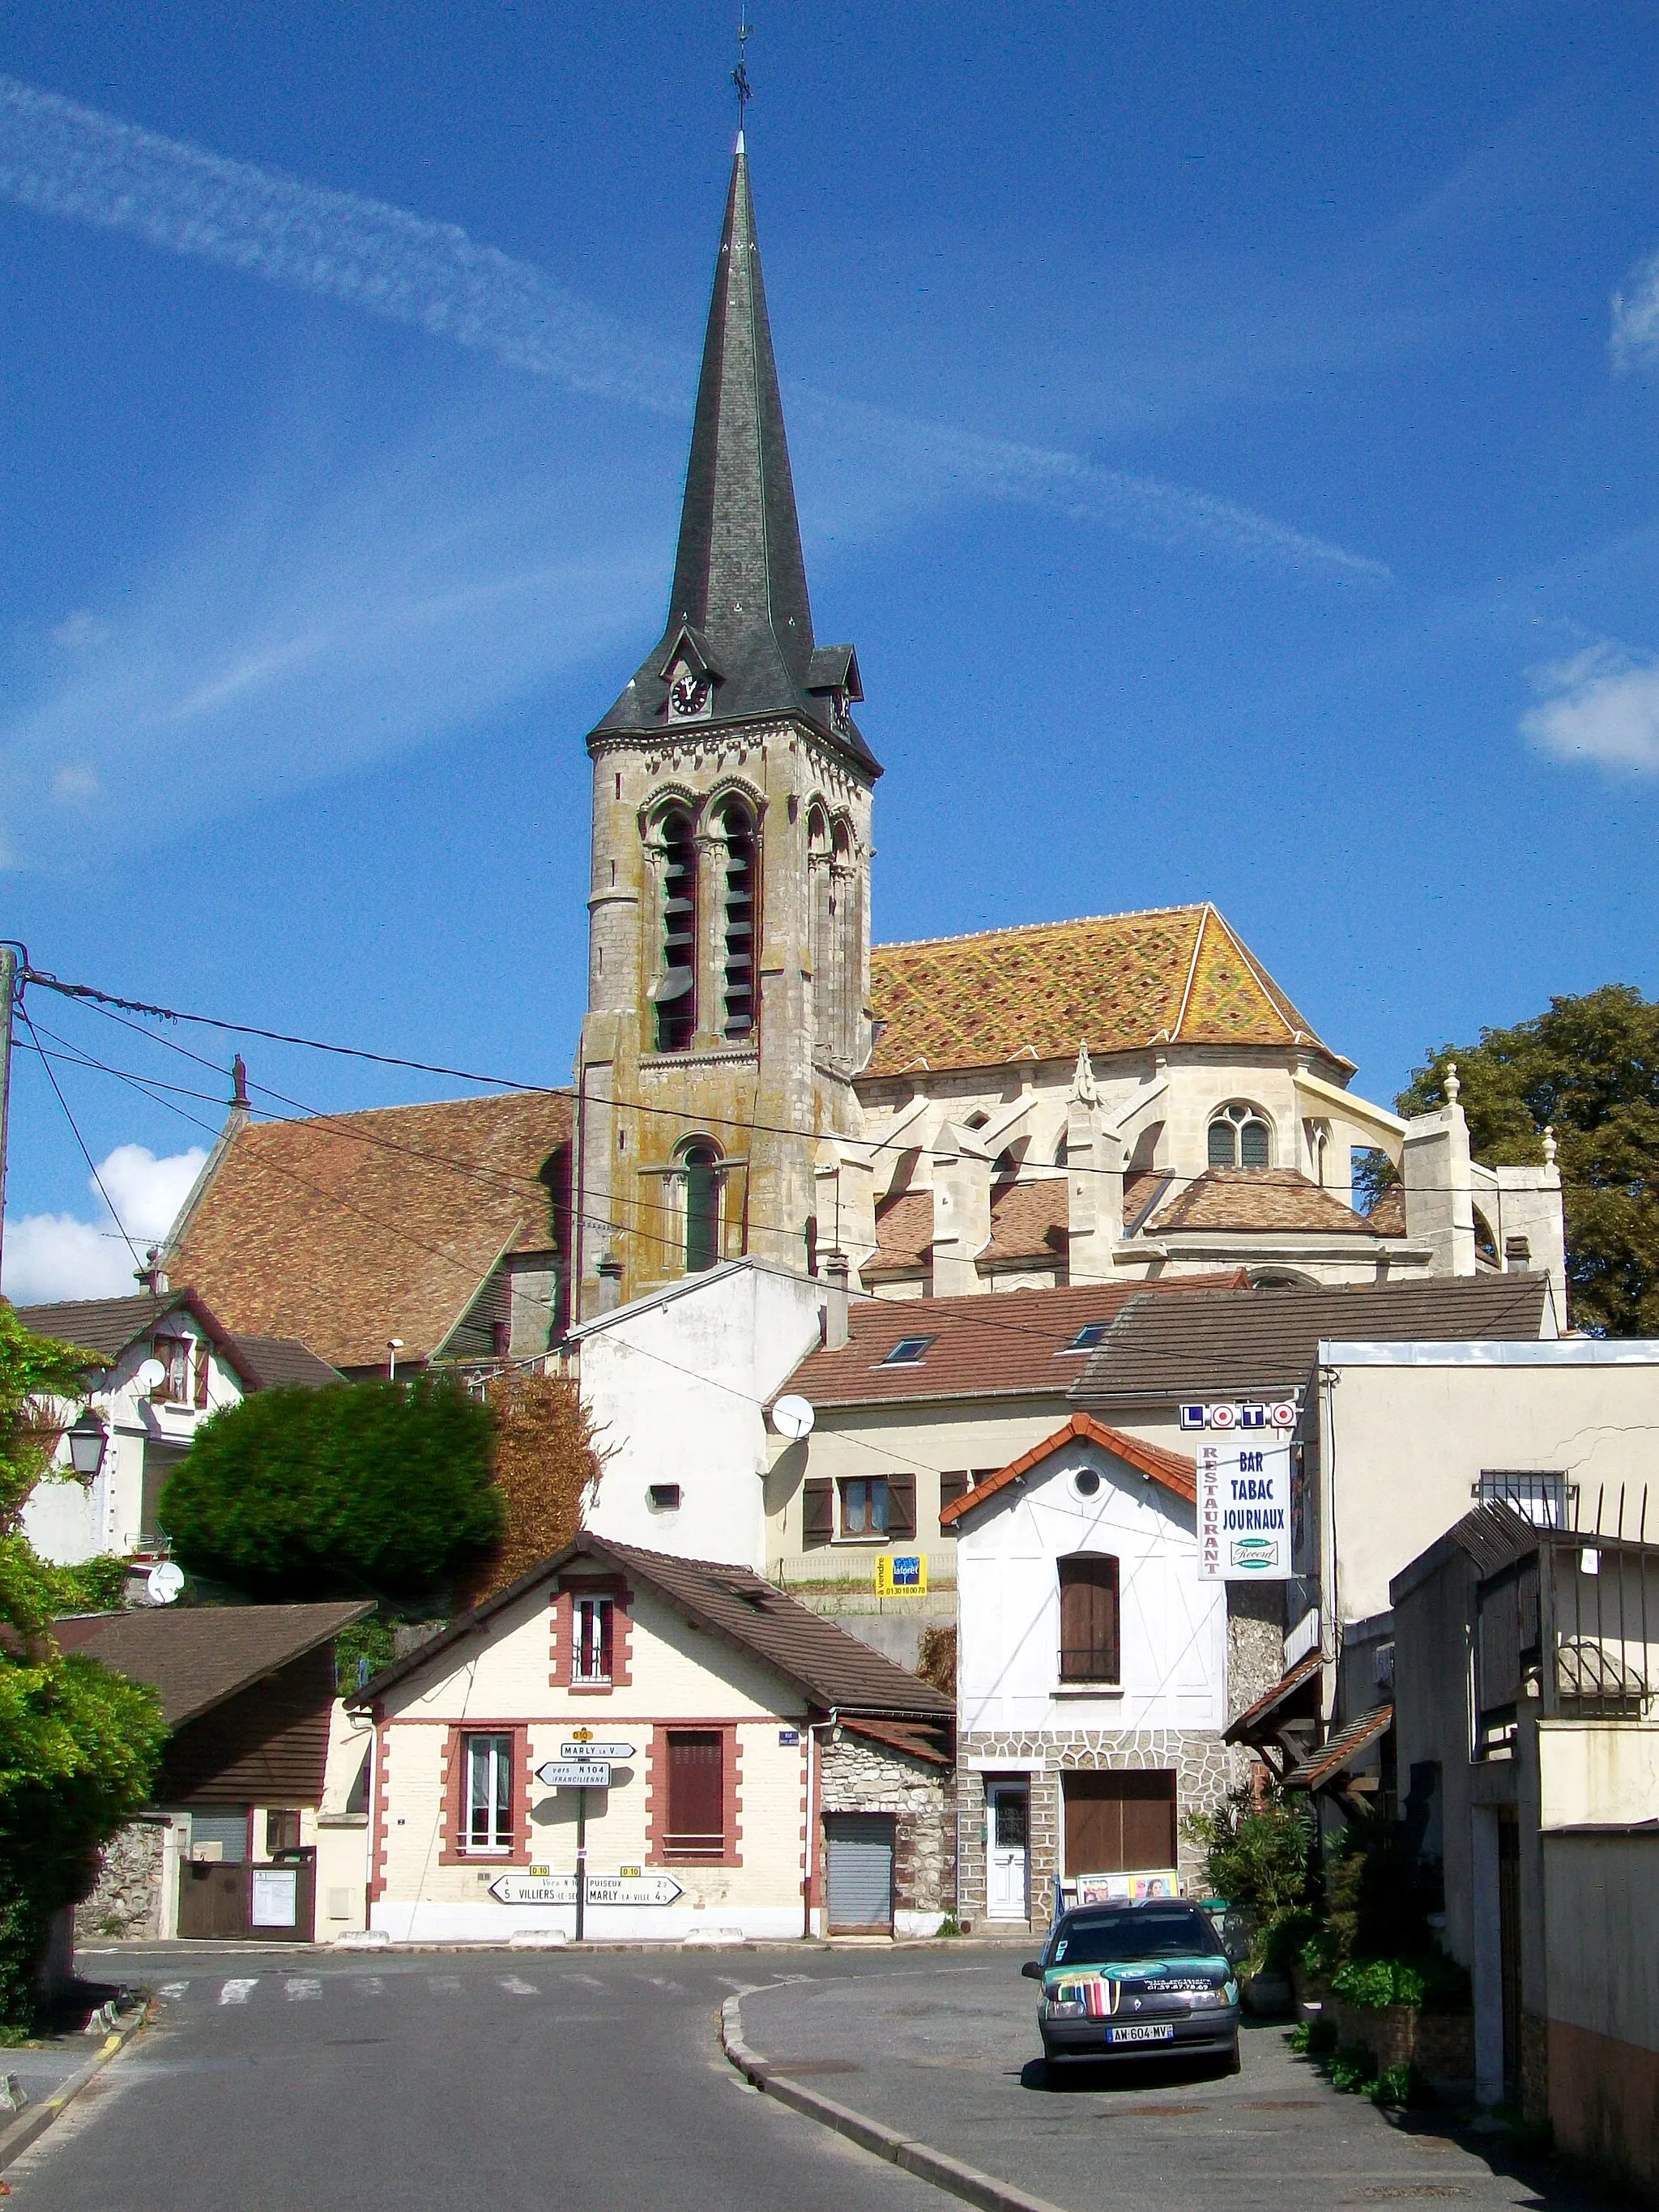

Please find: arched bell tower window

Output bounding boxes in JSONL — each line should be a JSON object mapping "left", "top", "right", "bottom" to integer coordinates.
{"left": 682, "top": 1141, "right": 721, "bottom": 1273}
{"left": 716, "top": 799, "right": 758, "bottom": 1042}
{"left": 831, "top": 818, "right": 857, "bottom": 1063}
{"left": 808, "top": 806, "right": 833, "bottom": 1053}
{"left": 1208, "top": 1102, "right": 1272, "bottom": 1169}
{"left": 654, "top": 808, "right": 697, "bottom": 1052}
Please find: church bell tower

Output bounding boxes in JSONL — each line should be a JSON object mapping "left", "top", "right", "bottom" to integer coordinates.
{"left": 572, "top": 137, "right": 880, "bottom": 1321}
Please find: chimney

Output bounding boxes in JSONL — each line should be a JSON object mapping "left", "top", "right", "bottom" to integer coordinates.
{"left": 134, "top": 1246, "right": 168, "bottom": 1295}
{"left": 823, "top": 1251, "right": 850, "bottom": 1350}
{"left": 593, "top": 1251, "right": 625, "bottom": 1317}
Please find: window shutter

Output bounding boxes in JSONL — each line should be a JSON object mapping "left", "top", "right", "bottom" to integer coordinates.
{"left": 939, "top": 1472, "right": 970, "bottom": 1519}
{"left": 666, "top": 1730, "right": 724, "bottom": 1853}
{"left": 599, "top": 1598, "right": 615, "bottom": 1680}
{"left": 803, "top": 1478, "right": 834, "bottom": 1545}
{"left": 1059, "top": 1554, "right": 1120, "bottom": 1681}
{"left": 887, "top": 1473, "right": 917, "bottom": 1540}
{"left": 193, "top": 1343, "right": 210, "bottom": 1409}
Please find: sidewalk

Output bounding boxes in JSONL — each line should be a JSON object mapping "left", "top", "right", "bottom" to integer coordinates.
{"left": 740, "top": 1956, "right": 1600, "bottom": 2212}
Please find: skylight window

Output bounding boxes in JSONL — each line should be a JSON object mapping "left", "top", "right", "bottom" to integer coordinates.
{"left": 1064, "top": 1321, "right": 1111, "bottom": 1353}
{"left": 881, "top": 1335, "right": 936, "bottom": 1366}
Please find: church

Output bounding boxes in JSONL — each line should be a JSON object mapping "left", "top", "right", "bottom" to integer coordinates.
{"left": 569, "top": 139, "right": 1564, "bottom": 1329}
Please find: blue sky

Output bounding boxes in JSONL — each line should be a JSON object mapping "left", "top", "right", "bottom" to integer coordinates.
{"left": 3, "top": 2, "right": 1658, "bottom": 1297}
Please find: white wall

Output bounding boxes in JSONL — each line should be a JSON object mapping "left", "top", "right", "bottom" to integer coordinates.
{"left": 578, "top": 1260, "right": 827, "bottom": 1570}
{"left": 955, "top": 1434, "right": 1225, "bottom": 1737}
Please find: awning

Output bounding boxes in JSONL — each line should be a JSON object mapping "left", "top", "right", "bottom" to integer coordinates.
{"left": 1283, "top": 1702, "right": 1394, "bottom": 1793}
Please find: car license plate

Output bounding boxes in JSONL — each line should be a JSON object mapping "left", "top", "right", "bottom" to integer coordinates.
{"left": 1105, "top": 2022, "right": 1175, "bottom": 2044}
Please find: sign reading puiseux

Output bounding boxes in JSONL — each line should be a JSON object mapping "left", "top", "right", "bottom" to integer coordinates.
{"left": 1196, "top": 1439, "right": 1293, "bottom": 1582}
{"left": 488, "top": 1873, "right": 681, "bottom": 1907}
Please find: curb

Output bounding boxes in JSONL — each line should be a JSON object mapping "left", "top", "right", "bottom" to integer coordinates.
{"left": 0, "top": 2002, "right": 151, "bottom": 2176}
{"left": 720, "top": 1994, "right": 1073, "bottom": 2212}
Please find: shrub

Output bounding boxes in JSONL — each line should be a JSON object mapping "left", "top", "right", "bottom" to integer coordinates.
{"left": 1185, "top": 1784, "right": 1312, "bottom": 1971}
{"left": 1331, "top": 1952, "right": 1470, "bottom": 2014}
{"left": 1328, "top": 2042, "right": 1379, "bottom": 2093}
{"left": 1290, "top": 2016, "right": 1337, "bottom": 2056}
{"left": 162, "top": 1375, "right": 501, "bottom": 1599}
{"left": 451, "top": 1370, "right": 605, "bottom": 1610}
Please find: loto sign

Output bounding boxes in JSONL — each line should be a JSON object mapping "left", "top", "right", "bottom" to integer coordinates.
{"left": 1196, "top": 1438, "right": 1293, "bottom": 1582}
{"left": 1179, "top": 1399, "right": 1297, "bottom": 1433}
{"left": 488, "top": 1873, "right": 683, "bottom": 1907}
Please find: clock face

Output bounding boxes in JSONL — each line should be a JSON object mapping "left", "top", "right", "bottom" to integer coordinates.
{"left": 668, "top": 670, "right": 710, "bottom": 718}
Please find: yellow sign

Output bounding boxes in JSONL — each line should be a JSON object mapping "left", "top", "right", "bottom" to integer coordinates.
{"left": 875, "top": 1554, "right": 928, "bottom": 1597}
{"left": 569, "top": 1726, "right": 593, "bottom": 1742}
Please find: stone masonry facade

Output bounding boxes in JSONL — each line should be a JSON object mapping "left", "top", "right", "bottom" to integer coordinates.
{"left": 957, "top": 1729, "right": 1250, "bottom": 1933}
{"left": 819, "top": 1728, "right": 955, "bottom": 1923}
{"left": 75, "top": 1817, "right": 165, "bottom": 1941}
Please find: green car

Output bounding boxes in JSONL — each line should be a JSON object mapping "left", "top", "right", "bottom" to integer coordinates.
{"left": 1022, "top": 1901, "right": 1241, "bottom": 2068}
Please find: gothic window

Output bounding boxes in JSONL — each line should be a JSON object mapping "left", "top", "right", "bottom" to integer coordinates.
{"left": 1207, "top": 1102, "right": 1272, "bottom": 1169}
{"left": 716, "top": 799, "right": 758, "bottom": 1041}
{"left": 808, "top": 807, "right": 833, "bottom": 1052}
{"left": 682, "top": 1142, "right": 721, "bottom": 1272}
{"left": 831, "top": 819, "right": 858, "bottom": 1063}
{"left": 654, "top": 808, "right": 697, "bottom": 1051}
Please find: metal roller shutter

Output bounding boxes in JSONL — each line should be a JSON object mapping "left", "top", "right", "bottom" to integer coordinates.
{"left": 825, "top": 1813, "right": 894, "bottom": 1933}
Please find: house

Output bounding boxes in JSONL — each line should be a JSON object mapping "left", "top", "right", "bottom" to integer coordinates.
{"left": 58, "top": 1600, "right": 372, "bottom": 1943}
{"left": 940, "top": 1415, "right": 1231, "bottom": 1932}
{"left": 348, "top": 1533, "right": 954, "bottom": 1942}
{"left": 565, "top": 140, "right": 1568, "bottom": 1325}
{"left": 1390, "top": 1500, "right": 1659, "bottom": 2174}
{"left": 15, "top": 1288, "right": 340, "bottom": 1566}
{"left": 162, "top": 1080, "right": 572, "bottom": 1378}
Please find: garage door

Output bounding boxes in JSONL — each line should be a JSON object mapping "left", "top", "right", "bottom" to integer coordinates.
{"left": 824, "top": 1813, "right": 894, "bottom": 1933}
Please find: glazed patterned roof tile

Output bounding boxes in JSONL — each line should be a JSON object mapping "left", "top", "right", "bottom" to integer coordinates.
{"left": 1149, "top": 1166, "right": 1380, "bottom": 1237}
{"left": 867, "top": 905, "right": 1333, "bottom": 1077}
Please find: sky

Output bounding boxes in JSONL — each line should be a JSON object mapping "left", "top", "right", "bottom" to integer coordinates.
{"left": 2, "top": 2, "right": 1659, "bottom": 1299}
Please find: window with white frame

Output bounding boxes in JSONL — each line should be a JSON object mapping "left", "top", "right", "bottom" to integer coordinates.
{"left": 463, "top": 1731, "right": 514, "bottom": 1854}
{"left": 572, "top": 1593, "right": 615, "bottom": 1683}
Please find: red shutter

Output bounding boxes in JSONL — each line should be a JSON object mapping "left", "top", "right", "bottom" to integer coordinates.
{"left": 802, "top": 1478, "right": 833, "bottom": 1545}
{"left": 939, "top": 1472, "right": 970, "bottom": 1516}
{"left": 599, "top": 1598, "right": 614, "bottom": 1679}
{"left": 666, "top": 1731, "right": 724, "bottom": 1855}
{"left": 886, "top": 1473, "right": 917, "bottom": 1540}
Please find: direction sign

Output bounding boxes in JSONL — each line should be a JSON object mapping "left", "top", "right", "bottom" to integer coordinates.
{"left": 559, "top": 1741, "right": 636, "bottom": 1762}
{"left": 488, "top": 1872, "right": 683, "bottom": 1907}
{"left": 535, "top": 1760, "right": 612, "bottom": 1789}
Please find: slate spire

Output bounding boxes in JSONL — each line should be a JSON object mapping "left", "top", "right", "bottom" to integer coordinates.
{"left": 591, "top": 139, "right": 876, "bottom": 773}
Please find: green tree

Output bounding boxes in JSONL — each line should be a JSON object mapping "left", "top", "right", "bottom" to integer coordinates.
{"left": 161, "top": 1375, "right": 501, "bottom": 1599}
{"left": 1185, "top": 1785, "right": 1312, "bottom": 1928}
{"left": 0, "top": 1305, "right": 166, "bottom": 2022}
{"left": 1395, "top": 983, "right": 1659, "bottom": 1336}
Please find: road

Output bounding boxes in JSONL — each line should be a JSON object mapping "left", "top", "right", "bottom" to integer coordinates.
{"left": 5, "top": 1946, "right": 942, "bottom": 2212}
{"left": 7, "top": 1945, "right": 1601, "bottom": 2212}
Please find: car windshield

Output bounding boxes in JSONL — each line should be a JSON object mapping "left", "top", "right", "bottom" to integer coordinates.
{"left": 1049, "top": 1909, "right": 1220, "bottom": 1967}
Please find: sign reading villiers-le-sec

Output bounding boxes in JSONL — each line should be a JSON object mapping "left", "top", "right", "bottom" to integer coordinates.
{"left": 1196, "top": 1438, "right": 1293, "bottom": 1582}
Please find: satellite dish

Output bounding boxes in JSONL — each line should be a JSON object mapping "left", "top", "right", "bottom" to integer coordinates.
{"left": 771, "top": 1395, "right": 815, "bottom": 1441}
{"left": 147, "top": 1561, "right": 185, "bottom": 1605}
{"left": 136, "top": 1357, "right": 167, "bottom": 1392}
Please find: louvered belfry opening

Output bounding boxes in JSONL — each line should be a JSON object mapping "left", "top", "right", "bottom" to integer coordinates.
{"left": 1058, "top": 1553, "right": 1121, "bottom": 1683}
{"left": 719, "top": 799, "right": 757, "bottom": 1039}
{"left": 683, "top": 1142, "right": 721, "bottom": 1272}
{"left": 656, "top": 808, "right": 697, "bottom": 1051}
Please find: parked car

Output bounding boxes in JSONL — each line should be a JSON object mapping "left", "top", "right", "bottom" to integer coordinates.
{"left": 1022, "top": 1901, "right": 1240, "bottom": 2069}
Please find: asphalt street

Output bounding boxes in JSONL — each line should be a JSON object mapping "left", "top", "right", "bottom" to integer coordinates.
{"left": 5, "top": 1947, "right": 944, "bottom": 2212}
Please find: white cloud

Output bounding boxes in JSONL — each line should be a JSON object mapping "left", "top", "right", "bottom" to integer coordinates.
{"left": 2, "top": 1141, "right": 206, "bottom": 1305}
{"left": 49, "top": 611, "right": 109, "bottom": 652}
{"left": 1611, "top": 252, "right": 1659, "bottom": 372}
{"left": 1520, "top": 642, "right": 1659, "bottom": 772}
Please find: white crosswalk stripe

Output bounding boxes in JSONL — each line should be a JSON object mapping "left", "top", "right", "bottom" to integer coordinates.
{"left": 568, "top": 1973, "right": 605, "bottom": 1988}
{"left": 427, "top": 1975, "right": 462, "bottom": 1994}
{"left": 352, "top": 1976, "right": 385, "bottom": 1997}
{"left": 498, "top": 1975, "right": 539, "bottom": 1996}
{"left": 156, "top": 1981, "right": 190, "bottom": 2002}
{"left": 284, "top": 1978, "right": 322, "bottom": 2001}
{"left": 218, "top": 1979, "right": 258, "bottom": 2005}
{"left": 639, "top": 1974, "right": 685, "bottom": 1993}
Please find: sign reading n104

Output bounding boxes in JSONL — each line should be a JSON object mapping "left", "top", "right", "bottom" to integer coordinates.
{"left": 1179, "top": 1400, "right": 1297, "bottom": 1433}
{"left": 1196, "top": 1440, "right": 1292, "bottom": 1583}
{"left": 536, "top": 1760, "right": 612, "bottom": 1789}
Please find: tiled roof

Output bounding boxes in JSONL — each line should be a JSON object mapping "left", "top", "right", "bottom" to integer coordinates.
{"left": 862, "top": 1189, "right": 934, "bottom": 1280}
{"left": 1284, "top": 1703, "right": 1393, "bottom": 1792}
{"left": 225, "top": 1336, "right": 344, "bottom": 1392}
{"left": 940, "top": 1413, "right": 1196, "bottom": 1524}
{"left": 1222, "top": 1649, "right": 1323, "bottom": 1745}
{"left": 166, "top": 1090, "right": 571, "bottom": 1372}
{"left": 52, "top": 1601, "right": 369, "bottom": 1728}
{"left": 1149, "top": 1166, "right": 1380, "bottom": 1238}
{"left": 981, "top": 1179, "right": 1069, "bottom": 1266}
{"left": 783, "top": 1274, "right": 1251, "bottom": 1409}
{"left": 1072, "top": 1275, "right": 1551, "bottom": 1409}
{"left": 861, "top": 1168, "right": 1247, "bottom": 1284}
{"left": 866, "top": 904, "right": 1338, "bottom": 1079}
{"left": 1364, "top": 1185, "right": 1406, "bottom": 1236}
{"left": 12, "top": 1292, "right": 340, "bottom": 1392}
{"left": 841, "top": 1716, "right": 953, "bottom": 1766}
{"left": 352, "top": 1534, "right": 952, "bottom": 1720}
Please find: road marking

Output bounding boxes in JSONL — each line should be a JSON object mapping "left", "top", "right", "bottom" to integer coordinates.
{"left": 284, "top": 1978, "right": 322, "bottom": 2001}
{"left": 427, "top": 1975, "right": 462, "bottom": 1993}
{"left": 218, "top": 1980, "right": 258, "bottom": 2005}
{"left": 640, "top": 1975, "right": 685, "bottom": 1993}
{"left": 716, "top": 1976, "right": 749, "bottom": 1992}
{"left": 498, "top": 1975, "right": 539, "bottom": 1997}
{"left": 156, "top": 1981, "right": 190, "bottom": 2001}
{"left": 567, "top": 1972, "right": 605, "bottom": 1988}
{"left": 352, "top": 1976, "right": 385, "bottom": 1997}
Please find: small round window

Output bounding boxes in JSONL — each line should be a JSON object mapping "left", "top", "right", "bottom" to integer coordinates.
{"left": 1073, "top": 1469, "right": 1101, "bottom": 1499}
{"left": 1208, "top": 1102, "right": 1271, "bottom": 1169}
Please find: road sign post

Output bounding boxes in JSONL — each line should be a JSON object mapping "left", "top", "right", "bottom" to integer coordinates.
{"left": 574, "top": 1784, "right": 587, "bottom": 1941}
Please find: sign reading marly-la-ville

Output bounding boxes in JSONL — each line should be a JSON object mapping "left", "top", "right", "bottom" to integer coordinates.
{"left": 1196, "top": 1438, "right": 1292, "bottom": 1582}
{"left": 488, "top": 1872, "right": 683, "bottom": 1907}
{"left": 559, "top": 1741, "right": 635, "bottom": 1762}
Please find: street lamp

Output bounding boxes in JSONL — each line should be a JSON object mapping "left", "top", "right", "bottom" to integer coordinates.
{"left": 66, "top": 1410, "right": 107, "bottom": 1479}
{"left": 387, "top": 1338, "right": 403, "bottom": 1381}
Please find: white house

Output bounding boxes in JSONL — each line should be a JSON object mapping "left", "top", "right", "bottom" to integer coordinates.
{"left": 15, "top": 1289, "right": 340, "bottom": 1567}
{"left": 942, "top": 1413, "right": 1238, "bottom": 1932}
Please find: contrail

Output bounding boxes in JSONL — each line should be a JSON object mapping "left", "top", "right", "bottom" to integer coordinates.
{"left": 0, "top": 74, "right": 1388, "bottom": 582}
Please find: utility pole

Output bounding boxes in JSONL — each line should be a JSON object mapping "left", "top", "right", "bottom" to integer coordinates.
{"left": 0, "top": 946, "right": 15, "bottom": 1281}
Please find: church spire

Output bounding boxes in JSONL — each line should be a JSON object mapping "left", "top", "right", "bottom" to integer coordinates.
{"left": 591, "top": 141, "right": 876, "bottom": 774}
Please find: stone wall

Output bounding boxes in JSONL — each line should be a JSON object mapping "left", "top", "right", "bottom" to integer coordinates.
{"left": 75, "top": 1818, "right": 165, "bottom": 1941}
{"left": 819, "top": 1728, "right": 955, "bottom": 1924}
{"left": 1226, "top": 1586, "right": 1287, "bottom": 1723}
{"left": 957, "top": 1728, "right": 1243, "bottom": 1931}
